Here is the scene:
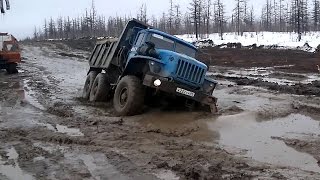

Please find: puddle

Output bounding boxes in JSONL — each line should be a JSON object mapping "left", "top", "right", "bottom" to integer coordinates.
{"left": 35, "top": 122, "right": 84, "bottom": 137}
{"left": 23, "top": 80, "right": 46, "bottom": 110}
{"left": 0, "top": 147, "right": 35, "bottom": 180}
{"left": 155, "top": 170, "right": 180, "bottom": 180}
{"left": 208, "top": 66, "right": 320, "bottom": 86}
{"left": 33, "top": 156, "right": 45, "bottom": 162}
{"left": 209, "top": 112, "right": 320, "bottom": 172}
{"left": 33, "top": 142, "right": 67, "bottom": 154}
{"left": 34, "top": 142, "right": 129, "bottom": 180}
{"left": 78, "top": 154, "right": 128, "bottom": 180}
{"left": 55, "top": 124, "right": 84, "bottom": 137}
{"left": 140, "top": 111, "right": 200, "bottom": 128}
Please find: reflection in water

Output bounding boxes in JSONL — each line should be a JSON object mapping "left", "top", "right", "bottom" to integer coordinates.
{"left": 209, "top": 112, "right": 320, "bottom": 172}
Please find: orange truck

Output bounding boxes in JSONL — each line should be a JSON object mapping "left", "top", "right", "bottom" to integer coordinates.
{"left": 0, "top": 33, "right": 21, "bottom": 74}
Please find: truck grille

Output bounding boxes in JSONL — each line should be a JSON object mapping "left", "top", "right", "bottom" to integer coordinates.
{"left": 175, "top": 59, "right": 206, "bottom": 85}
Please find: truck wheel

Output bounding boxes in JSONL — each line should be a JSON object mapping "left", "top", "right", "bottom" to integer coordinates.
{"left": 82, "top": 71, "right": 98, "bottom": 100}
{"left": 6, "top": 63, "right": 18, "bottom": 74}
{"left": 89, "top": 73, "right": 111, "bottom": 102}
{"left": 113, "top": 75, "right": 145, "bottom": 116}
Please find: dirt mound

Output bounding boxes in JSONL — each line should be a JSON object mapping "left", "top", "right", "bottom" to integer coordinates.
{"left": 198, "top": 47, "right": 319, "bottom": 73}
{"left": 40, "top": 134, "right": 92, "bottom": 145}
{"left": 213, "top": 75, "right": 320, "bottom": 96}
{"left": 220, "top": 105, "right": 244, "bottom": 115}
{"left": 47, "top": 102, "right": 74, "bottom": 117}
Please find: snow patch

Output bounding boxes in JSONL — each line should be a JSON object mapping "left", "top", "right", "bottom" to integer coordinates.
{"left": 176, "top": 32, "right": 320, "bottom": 52}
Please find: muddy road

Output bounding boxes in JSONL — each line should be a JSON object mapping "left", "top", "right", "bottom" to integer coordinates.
{"left": 0, "top": 42, "right": 320, "bottom": 179}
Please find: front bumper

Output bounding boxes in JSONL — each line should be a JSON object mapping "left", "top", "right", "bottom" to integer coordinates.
{"left": 143, "top": 74, "right": 218, "bottom": 113}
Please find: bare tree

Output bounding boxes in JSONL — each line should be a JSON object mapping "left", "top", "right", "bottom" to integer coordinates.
{"left": 64, "top": 17, "right": 72, "bottom": 39}
{"left": 159, "top": 12, "right": 167, "bottom": 32}
{"left": 48, "top": 17, "right": 56, "bottom": 39}
{"left": 233, "top": 0, "right": 247, "bottom": 35}
{"left": 137, "top": 3, "right": 147, "bottom": 24}
{"left": 57, "top": 17, "right": 64, "bottom": 39}
{"left": 174, "top": 5, "right": 182, "bottom": 34}
{"left": 248, "top": 6, "right": 255, "bottom": 32}
{"left": 168, "top": 0, "right": 175, "bottom": 34}
{"left": 261, "top": 0, "right": 273, "bottom": 31}
{"left": 214, "top": 0, "right": 225, "bottom": 39}
{"left": 291, "top": 0, "right": 309, "bottom": 41}
{"left": 44, "top": 19, "right": 48, "bottom": 39}
{"left": 279, "top": 0, "right": 286, "bottom": 31}
{"left": 189, "top": 0, "right": 201, "bottom": 39}
{"left": 312, "top": 0, "right": 320, "bottom": 30}
{"left": 33, "top": 26, "right": 38, "bottom": 40}
{"left": 150, "top": 15, "right": 158, "bottom": 28}
{"left": 90, "top": 0, "right": 97, "bottom": 37}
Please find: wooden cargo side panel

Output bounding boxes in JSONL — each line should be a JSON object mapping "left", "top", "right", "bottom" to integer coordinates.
{"left": 95, "top": 43, "right": 107, "bottom": 67}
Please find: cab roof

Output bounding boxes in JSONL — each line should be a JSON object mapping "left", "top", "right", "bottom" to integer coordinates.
{"left": 144, "top": 29, "right": 197, "bottom": 51}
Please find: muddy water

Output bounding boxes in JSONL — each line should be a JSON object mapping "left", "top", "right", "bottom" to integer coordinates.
{"left": 209, "top": 66, "right": 320, "bottom": 86}
{"left": 33, "top": 142, "right": 130, "bottom": 180}
{"left": 139, "top": 111, "right": 216, "bottom": 140}
{"left": 0, "top": 76, "right": 84, "bottom": 137}
{"left": 208, "top": 112, "right": 320, "bottom": 172}
{"left": 154, "top": 170, "right": 179, "bottom": 180}
{"left": 0, "top": 147, "right": 35, "bottom": 180}
{"left": 23, "top": 80, "right": 46, "bottom": 110}
{"left": 77, "top": 153, "right": 129, "bottom": 180}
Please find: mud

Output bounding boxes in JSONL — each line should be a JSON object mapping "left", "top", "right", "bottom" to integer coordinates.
{"left": 0, "top": 41, "right": 320, "bottom": 179}
{"left": 198, "top": 47, "right": 320, "bottom": 73}
{"left": 212, "top": 75, "right": 320, "bottom": 97}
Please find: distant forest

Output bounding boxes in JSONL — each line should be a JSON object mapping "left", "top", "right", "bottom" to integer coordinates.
{"left": 32, "top": 0, "right": 320, "bottom": 41}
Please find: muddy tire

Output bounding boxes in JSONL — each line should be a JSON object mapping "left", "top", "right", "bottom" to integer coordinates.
{"left": 113, "top": 75, "right": 145, "bottom": 116}
{"left": 6, "top": 63, "right": 18, "bottom": 74}
{"left": 82, "top": 71, "right": 98, "bottom": 100}
{"left": 89, "top": 73, "right": 111, "bottom": 102}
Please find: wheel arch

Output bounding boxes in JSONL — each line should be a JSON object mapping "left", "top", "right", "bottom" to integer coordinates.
{"left": 122, "top": 57, "right": 150, "bottom": 80}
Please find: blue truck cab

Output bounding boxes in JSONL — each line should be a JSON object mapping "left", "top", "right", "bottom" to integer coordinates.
{"left": 128, "top": 29, "right": 208, "bottom": 87}
{"left": 84, "top": 19, "right": 218, "bottom": 116}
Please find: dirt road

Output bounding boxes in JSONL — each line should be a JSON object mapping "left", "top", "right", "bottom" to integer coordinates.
{"left": 0, "top": 41, "right": 320, "bottom": 179}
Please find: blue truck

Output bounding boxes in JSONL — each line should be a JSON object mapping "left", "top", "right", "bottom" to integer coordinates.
{"left": 83, "top": 19, "right": 218, "bottom": 116}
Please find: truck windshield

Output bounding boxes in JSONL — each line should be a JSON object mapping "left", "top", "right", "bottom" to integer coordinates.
{"left": 175, "top": 43, "right": 196, "bottom": 58}
{"left": 149, "top": 33, "right": 174, "bottom": 51}
{"left": 149, "top": 33, "right": 196, "bottom": 58}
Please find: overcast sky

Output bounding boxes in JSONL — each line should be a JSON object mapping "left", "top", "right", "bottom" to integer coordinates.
{"left": 0, "top": 0, "right": 267, "bottom": 39}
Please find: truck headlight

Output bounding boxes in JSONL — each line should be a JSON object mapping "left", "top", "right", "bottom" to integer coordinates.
{"left": 154, "top": 79, "right": 162, "bottom": 87}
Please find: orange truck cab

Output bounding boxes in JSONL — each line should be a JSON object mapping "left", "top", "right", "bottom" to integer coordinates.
{"left": 0, "top": 33, "right": 21, "bottom": 73}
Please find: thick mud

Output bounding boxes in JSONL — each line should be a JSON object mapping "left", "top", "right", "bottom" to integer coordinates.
{"left": 0, "top": 41, "right": 320, "bottom": 179}
{"left": 198, "top": 47, "right": 320, "bottom": 73}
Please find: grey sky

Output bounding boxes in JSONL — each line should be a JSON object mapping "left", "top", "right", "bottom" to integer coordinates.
{"left": 0, "top": 0, "right": 267, "bottom": 39}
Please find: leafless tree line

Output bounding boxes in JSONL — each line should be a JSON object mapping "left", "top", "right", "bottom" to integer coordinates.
{"left": 33, "top": 0, "right": 320, "bottom": 41}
